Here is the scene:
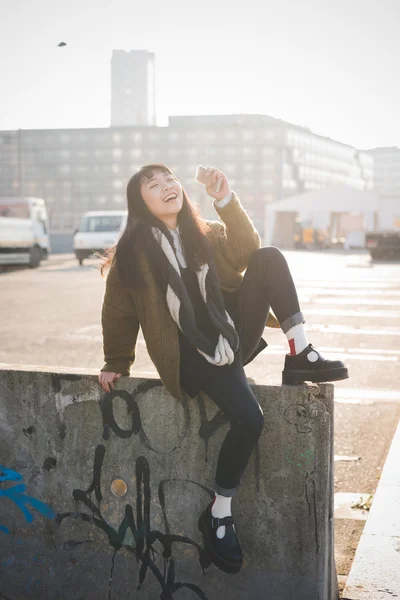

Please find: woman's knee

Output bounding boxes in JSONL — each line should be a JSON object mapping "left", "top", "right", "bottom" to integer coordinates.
{"left": 242, "top": 405, "right": 264, "bottom": 438}
{"left": 248, "top": 246, "right": 285, "bottom": 268}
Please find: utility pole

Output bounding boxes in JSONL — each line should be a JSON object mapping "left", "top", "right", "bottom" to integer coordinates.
{"left": 17, "top": 128, "right": 24, "bottom": 198}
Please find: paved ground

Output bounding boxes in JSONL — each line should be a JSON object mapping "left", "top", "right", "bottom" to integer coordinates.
{"left": 1, "top": 249, "right": 400, "bottom": 596}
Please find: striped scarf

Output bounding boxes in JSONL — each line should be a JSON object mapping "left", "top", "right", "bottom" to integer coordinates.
{"left": 151, "top": 227, "right": 239, "bottom": 366}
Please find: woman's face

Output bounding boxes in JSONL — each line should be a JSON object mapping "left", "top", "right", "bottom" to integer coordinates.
{"left": 140, "top": 169, "right": 183, "bottom": 227}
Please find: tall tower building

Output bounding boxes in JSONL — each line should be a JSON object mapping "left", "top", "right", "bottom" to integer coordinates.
{"left": 111, "top": 50, "right": 156, "bottom": 126}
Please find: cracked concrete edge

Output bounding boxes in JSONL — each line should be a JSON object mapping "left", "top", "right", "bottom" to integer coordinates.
{"left": 342, "top": 418, "right": 400, "bottom": 600}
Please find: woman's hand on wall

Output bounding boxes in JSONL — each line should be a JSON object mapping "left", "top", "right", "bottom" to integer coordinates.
{"left": 98, "top": 372, "right": 122, "bottom": 393}
{"left": 204, "top": 167, "right": 231, "bottom": 202}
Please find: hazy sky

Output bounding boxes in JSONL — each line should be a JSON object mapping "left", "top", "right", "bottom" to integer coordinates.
{"left": 1, "top": 0, "right": 399, "bottom": 149}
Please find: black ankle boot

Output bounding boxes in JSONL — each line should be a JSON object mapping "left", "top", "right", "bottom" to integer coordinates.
{"left": 282, "top": 343, "right": 349, "bottom": 385}
{"left": 198, "top": 502, "right": 243, "bottom": 574}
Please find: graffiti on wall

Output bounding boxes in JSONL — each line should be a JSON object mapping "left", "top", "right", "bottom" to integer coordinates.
{"left": 54, "top": 380, "right": 232, "bottom": 600}
{"left": 0, "top": 465, "right": 55, "bottom": 535}
{"left": 57, "top": 443, "right": 212, "bottom": 599}
{"left": 0, "top": 376, "right": 262, "bottom": 598}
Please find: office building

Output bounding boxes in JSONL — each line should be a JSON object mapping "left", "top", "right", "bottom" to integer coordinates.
{"left": 0, "top": 115, "right": 373, "bottom": 243}
{"left": 368, "top": 146, "right": 400, "bottom": 230}
{"left": 111, "top": 50, "right": 156, "bottom": 127}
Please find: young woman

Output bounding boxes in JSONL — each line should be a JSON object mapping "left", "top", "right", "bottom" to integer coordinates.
{"left": 98, "top": 164, "right": 348, "bottom": 575}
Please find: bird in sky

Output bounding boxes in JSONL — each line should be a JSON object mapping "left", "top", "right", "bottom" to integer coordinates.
{"left": 58, "top": 42, "right": 67, "bottom": 47}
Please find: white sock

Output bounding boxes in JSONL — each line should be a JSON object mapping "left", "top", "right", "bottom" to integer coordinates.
{"left": 285, "top": 323, "right": 309, "bottom": 356}
{"left": 211, "top": 493, "right": 233, "bottom": 539}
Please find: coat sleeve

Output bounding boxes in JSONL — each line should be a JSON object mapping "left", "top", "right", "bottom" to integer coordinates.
{"left": 100, "top": 260, "right": 140, "bottom": 376}
{"left": 211, "top": 191, "right": 261, "bottom": 272}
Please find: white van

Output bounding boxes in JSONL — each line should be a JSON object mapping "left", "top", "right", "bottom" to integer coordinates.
{"left": 73, "top": 210, "right": 128, "bottom": 265}
{"left": 0, "top": 196, "right": 50, "bottom": 267}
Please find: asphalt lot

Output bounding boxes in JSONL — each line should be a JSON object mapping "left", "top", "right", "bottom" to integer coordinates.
{"left": 1, "top": 249, "right": 400, "bottom": 595}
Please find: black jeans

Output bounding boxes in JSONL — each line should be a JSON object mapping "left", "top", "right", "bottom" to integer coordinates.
{"left": 179, "top": 247, "right": 304, "bottom": 497}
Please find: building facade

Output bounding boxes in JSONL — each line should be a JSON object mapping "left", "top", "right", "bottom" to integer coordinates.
{"left": 111, "top": 50, "right": 156, "bottom": 127}
{"left": 0, "top": 115, "right": 374, "bottom": 240}
{"left": 369, "top": 146, "right": 400, "bottom": 230}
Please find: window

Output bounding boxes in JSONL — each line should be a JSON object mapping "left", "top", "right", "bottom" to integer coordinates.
{"left": 60, "top": 134, "right": 70, "bottom": 143}
{"left": 59, "top": 149, "right": 70, "bottom": 159}
{"left": 43, "top": 150, "right": 55, "bottom": 162}
{"left": 0, "top": 199, "right": 29, "bottom": 218}
{"left": 113, "top": 179, "right": 124, "bottom": 189}
{"left": 168, "top": 132, "right": 179, "bottom": 141}
{"left": 112, "top": 164, "right": 120, "bottom": 174}
{"left": 112, "top": 148, "right": 122, "bottom": 159}
{"left": 79, "top": 214, "right": 124, "bottom": 232}
{"left": 130, "top": 148, "right": 142, "bottom": 158}
{"left": 243, "top": 131, "right": 255, "bottom": 141}
{"left": 262, "top": 129, "right": 275, "bottom": 140}
{"left": 113, "top": 133, "right": 122, "bottom": 143}
{"left": 132, "top": 132, "right": 143, "bottom": 143}
{"left": 58, "top": 165, "right": 71, "bottom": 174}
{"left": 225, "top": 131, "right": 237, "bottom": 141}
{"left": 261, "top": 147, "right": 274, "bottom": 156}
{"left": 204, "top": 131, "right": 216, "bottom": 141}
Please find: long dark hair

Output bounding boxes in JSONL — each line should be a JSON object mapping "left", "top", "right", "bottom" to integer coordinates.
{"left": 98, "top": 164, "right": 213, "bottom": 287}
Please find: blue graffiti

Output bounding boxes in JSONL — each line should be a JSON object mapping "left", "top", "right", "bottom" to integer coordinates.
{"left": 0, "top": 465, "right": 55, "bottom": 533}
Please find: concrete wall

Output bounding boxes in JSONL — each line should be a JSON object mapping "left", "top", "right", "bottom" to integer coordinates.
{"left": 0, "top": 366, "right": 339, "bottom": 600}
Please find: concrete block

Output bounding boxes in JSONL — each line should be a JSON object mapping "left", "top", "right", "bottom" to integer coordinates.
{"left": 0, "top": 366, "right": 339, "bottom": 600}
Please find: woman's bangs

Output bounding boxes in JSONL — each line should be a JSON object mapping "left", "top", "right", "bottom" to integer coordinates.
{"left": 138, "top": 164, "right": 173, "bottom": 185}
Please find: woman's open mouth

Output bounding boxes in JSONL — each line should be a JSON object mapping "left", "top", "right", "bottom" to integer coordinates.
{"left": 164, "top": 193, "right": 177, "bottom": 203}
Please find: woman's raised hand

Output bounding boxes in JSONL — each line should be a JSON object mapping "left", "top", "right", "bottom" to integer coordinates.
{"left": 203, "top": 167, "right": 231, "bottom": 202}
{"left": 98, "top": 371, "right": 122, "bottom": 393}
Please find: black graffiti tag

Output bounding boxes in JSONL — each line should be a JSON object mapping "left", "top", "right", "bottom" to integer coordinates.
{"left": 56, "top": 443, "right": 211, "bottom": 600}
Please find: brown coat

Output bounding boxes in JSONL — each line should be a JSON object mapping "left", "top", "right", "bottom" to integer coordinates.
{"left": 100, "top": 193, "right": 279, "bottom": 400}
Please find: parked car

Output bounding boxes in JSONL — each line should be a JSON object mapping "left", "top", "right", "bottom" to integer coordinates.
{"left": 73, "top": 210, "right": 128, "bottom": 265}
{"left": 366, "top": 230, "right": 400, "bottom": 260}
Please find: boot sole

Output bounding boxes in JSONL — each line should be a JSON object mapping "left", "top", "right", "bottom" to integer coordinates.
{"left": 282, "top": 366, "right": 349, "bottom": 386}
{"left": 198, "top": 513, "right": 243, "bottom": 575}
